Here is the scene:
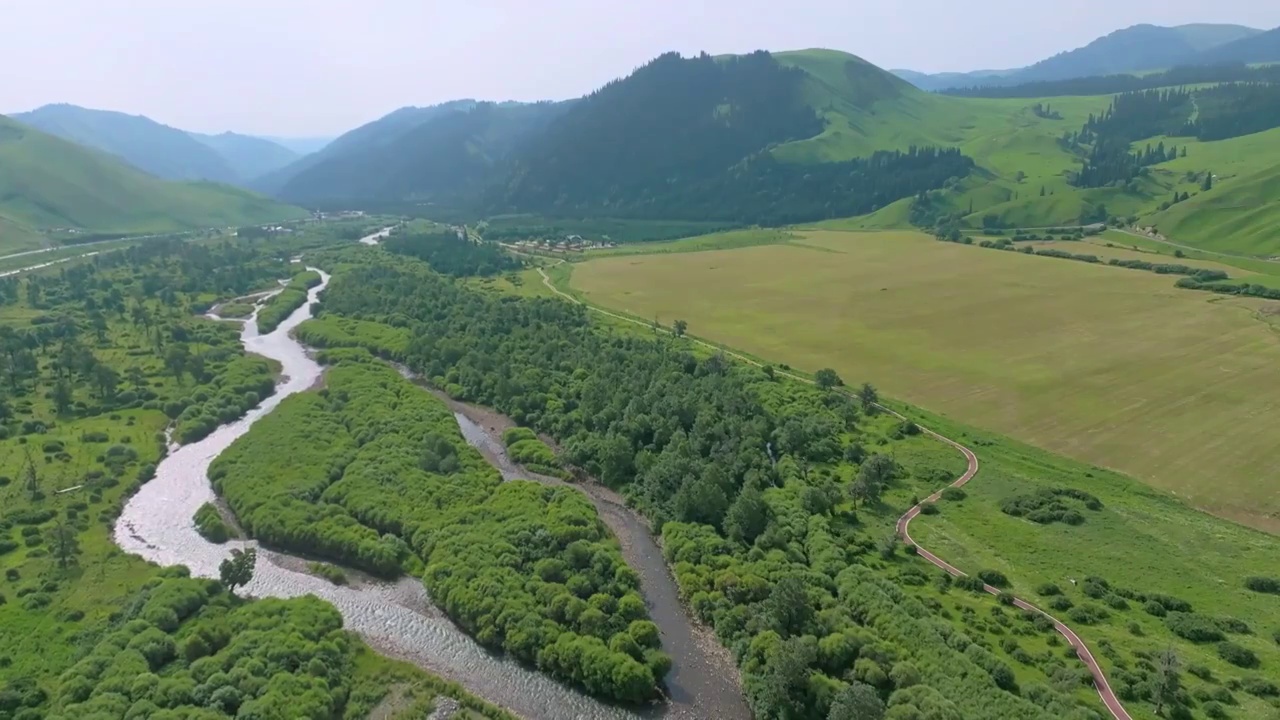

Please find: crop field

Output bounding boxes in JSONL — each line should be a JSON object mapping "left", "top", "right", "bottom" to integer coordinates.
{"left": 571, "top": 229, "right": 1280, "bottom": 533}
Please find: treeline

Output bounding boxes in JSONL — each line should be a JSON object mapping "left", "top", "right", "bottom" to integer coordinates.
{"left": 1180, "top": 82, "right": 1280, "bottom": 141}
{"left": 255, "top": 269, "right": 322, "bottom": 333}
{"left": 943, "top": 62, "right": 1280, "bottom": 98}
{"left": 504, "top": 145, "right": 973, "bottom": 226}
{"left": 1065, "top": 89, "right": 1192, "bottom": 188}
{"left": 209, "top": 354, "right": 667, "bottom": 703}
{"left": 383, "top": 230, "right": 522, "bottom": 278}
{"left": 299, "top": 249, "right": 1100, "bottom": 719}
{"left": 955, "top": 234, "right": 1233, "bottom": 284}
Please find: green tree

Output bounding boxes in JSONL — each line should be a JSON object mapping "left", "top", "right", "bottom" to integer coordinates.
{"left": 165, "top": 344, "right": 189, "bottom": 383}
{"left": 219, "top": 548, "right": 257, "bottom": 596}
{"left": 878, "top": 533, "right": 899, "bottom": 560}
{"left": 46, "top": 516, "right": 81, "bottom": 569}
{"left": 857, "top": 383, "right": 879, "bottom": 412}
{"left": 52, "top": 377, "right": 73, "bottom": 414}
{"left": 767, "top": 576, "right": 813, "bottom": 636}
{"left": 93, "top": 363, "right": 119, "bottom": 401}
{"left": 814, "top": 368, "right": 843, "bottom": 390}
{"left": 1202, "top": 171, "right": 1213, "bottom": 191}
{"left": 725, "top": 486, "right": 767, "bottom": 544}
{"left": 23, "top": 450, "right": 39, "bottom": 501}
{"left": 672, "top": 319, "right": 688, "bottom": 338}
{"left": 827, "top": 681, "right": 884, "bottom": 720}
{"left": 673, "top": 472, "right": 729, "bottom": 528}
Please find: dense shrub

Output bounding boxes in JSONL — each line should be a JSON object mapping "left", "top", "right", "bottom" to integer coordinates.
{"left": 977, "top": 570, "right": 1009, "bottom": 588}
{"left": 1217, "top": 641, "right": 1258, "bottom": 668}
{"left": 940, "top": 487, "right": 966, "bottom": 501}
{"left": 256, "top": 270, "right": 323, "bottom": 334}
{"left": 1165, "top": 613, "right": 1225, "bottom": 643}
{"left": 192, "top": 503, "right": 236, "bottom": 544}
{"left": 1244, "top": 576, "right": 1280, "bottom": 594}
{"left": 1000, "top": 487, "right": 1100, "bottom": 525}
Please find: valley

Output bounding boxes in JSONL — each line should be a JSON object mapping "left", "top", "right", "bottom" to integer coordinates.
{"left": 3, "top": 9, "right": 1280, "bottom": 720}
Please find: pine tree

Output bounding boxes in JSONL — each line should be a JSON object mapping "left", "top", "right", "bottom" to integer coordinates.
{"left": 1202, "top": 171, "right": 1213, "bottom": 191}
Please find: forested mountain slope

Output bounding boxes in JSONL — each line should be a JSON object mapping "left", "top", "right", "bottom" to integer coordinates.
{"left": 275, "top": 101, "right": 566, "bottom": 204}
{"left": 13, "top": 104, "right": 239, "bottom": 183}
{"left": 266, "top": 50, "right": 980, "bottom": 225}
{"left": 253, "top": 100, "right": 481, "bottom": 194}
{"left": 0, "top": 114, "right": 305, "bottom": 237}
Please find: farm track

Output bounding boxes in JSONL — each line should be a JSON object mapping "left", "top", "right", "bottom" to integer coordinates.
{"left": 536, "top": 263, "right": 1134, "bottom": 720}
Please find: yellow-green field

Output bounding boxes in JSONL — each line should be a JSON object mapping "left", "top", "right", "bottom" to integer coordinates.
{"left": 572, "top": 230, "right": 1280, "bottom": 532}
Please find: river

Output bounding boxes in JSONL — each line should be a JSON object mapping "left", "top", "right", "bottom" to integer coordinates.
{"left": 113, "top": 261, "right": 748, "bottom": 718}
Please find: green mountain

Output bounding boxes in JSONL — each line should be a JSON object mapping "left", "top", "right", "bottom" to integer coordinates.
{"left": 897, "top": 23, "right": 1262, "bottom": 91}
{"left": 269, "top": 51, "right": 979, "bottom": 224}
{"left": 275, "top": 101, "right": 565, "bottom": 204}
{"left": 13, "top": 104, "right": 239, "bottom": 183}
{"left": 252, "top": 100, "right": 480, "bottom": 195}
{"left": 0, "top": 114, "right": 305, "bottom": 240}
{"left": 1196, "top": 25, "right": 1280, "bottom": 64}
{"left": 189, "top": 131, "right": 299, "bottom": 182}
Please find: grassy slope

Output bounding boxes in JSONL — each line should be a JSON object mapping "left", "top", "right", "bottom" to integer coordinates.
{"left": 774, "top": 50, "right": 1280, "bottom": 254}
{"left": 571, "top": 229, "right": 1280, "bottom": 534}
{"left": 0, "top": 115, "right": 306, "bottom": 235}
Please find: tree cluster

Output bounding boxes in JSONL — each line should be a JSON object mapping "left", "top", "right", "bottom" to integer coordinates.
{"left": 383, "top": 230, "right": 522, "bottom": 278}
{"left": 208, "top": 354, "right": 666, "bottom": 703}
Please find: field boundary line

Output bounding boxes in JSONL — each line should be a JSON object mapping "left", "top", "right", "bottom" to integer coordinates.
{"left": 536, "top": 262, "right": 1133, "bottom": 720}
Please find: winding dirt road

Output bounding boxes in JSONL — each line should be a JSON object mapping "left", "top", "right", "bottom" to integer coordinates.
{"left": 536, "top": 264, "right": 1134, "bottom": 720}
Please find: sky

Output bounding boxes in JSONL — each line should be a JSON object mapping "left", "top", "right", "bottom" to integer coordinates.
{"left": 3, "top": 1, "right": 1279, "bottom": 137}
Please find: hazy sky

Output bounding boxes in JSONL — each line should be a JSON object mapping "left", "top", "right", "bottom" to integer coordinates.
{"left": 4, "top": 1, "right": 1279, "bottom": 137}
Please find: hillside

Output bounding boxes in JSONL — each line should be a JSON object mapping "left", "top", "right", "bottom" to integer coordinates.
{"left": 14, "top": 103, "right": 239, "bottom": 183}
{"left": 267, "top": 51, "right": 982, "bottom": 225}
{"left": 0, "top": 114, "right": 305, "bottom": 237}
{"left": 189, "top": 131, "right": 299, "bottom": 181}
{"left": 254, "top": 100, "right": 480, "bottom": 194}
{"left": 899, "top": 23, "right": 1262, "bottom": 91}
{"left": 1197, "top": 25, "right": 1280, "bottom": 64}
{"left": 275, "top": 101, "right": 564, "bottom": 204}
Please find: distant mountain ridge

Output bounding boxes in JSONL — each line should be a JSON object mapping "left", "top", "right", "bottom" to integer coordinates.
{"left": 895, "top": 23, "right": 1265, "bottom": 91}
{"left": 0, "top": 114, "right": 305, "bottom": 239}
{"left": 11, "top": 104, "right": 300, "bottom": 185}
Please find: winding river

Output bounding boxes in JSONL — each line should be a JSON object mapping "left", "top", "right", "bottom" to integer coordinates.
{"left": 114, "top": 260, "right": 748, "bottom": 718}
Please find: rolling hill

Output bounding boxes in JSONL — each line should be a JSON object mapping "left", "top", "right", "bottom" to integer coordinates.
{"left": 897, "top": 23, "right": 1263, "bottom": 91}
{"left": 0, "top": 114, "right": 305, "bottom": 243}
{"left": 11, "top": 104, "right": 301, "bottom": 186}
{"left": 13, "top": 104, "right": 239, "bottom": 183}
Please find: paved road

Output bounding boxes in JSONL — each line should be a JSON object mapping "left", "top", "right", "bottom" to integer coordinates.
{"left": 536, "top": 263, "right": 1134, "bottom": 720}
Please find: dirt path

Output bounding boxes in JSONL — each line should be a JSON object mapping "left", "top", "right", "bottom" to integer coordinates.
{"left": 536, "top": 264, "right": 1134, "bottom": 720}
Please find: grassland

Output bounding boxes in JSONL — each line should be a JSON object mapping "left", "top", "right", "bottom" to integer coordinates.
{"left": 764, "top": 52, "right": 1280, "bottom": 255}
{"left": 571, "top": 229, "right": 1280, "bottom": 534}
